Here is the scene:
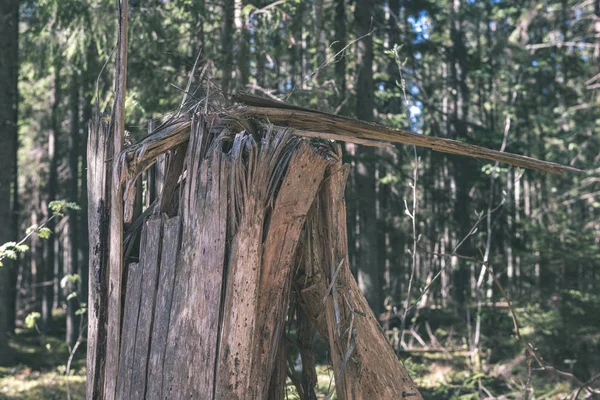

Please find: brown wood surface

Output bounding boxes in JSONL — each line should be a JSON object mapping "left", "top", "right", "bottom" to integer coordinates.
{"left": 251, "top": 141, "right": 328, "bottom": 396}
{"left": 93, "top": 114, "right": 428, "bottom": 399}
{"left": 215, "top": 131, "right": 286, "bottom": 399}
{"left": 296, "top": 159, "right": 423, "bottom": 399}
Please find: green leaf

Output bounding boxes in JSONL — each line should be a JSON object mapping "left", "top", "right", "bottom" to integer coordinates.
{"left": 38, "top": 227, "right": 52, "bottom": 239}
{"left": 49, "top": 200, "right": 81, "bottom": 217}
{"left": 61, "top": 273, "right": 81, "bottom": 289}
{"left": 25, "top": 312, "right": 41, "bottom": 329}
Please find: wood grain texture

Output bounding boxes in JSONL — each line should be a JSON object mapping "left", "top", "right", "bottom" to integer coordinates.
{"left": 215, "top": 132, "right": 273, "bottom": 400}
{"left": 233, "top": 94, "right": 582, "bottom": 175}
{"left": 162, "top": 118, "right": 228, "bottom": 399}
{"left": 250, "top": 141, "right": 328, "bottom": 396}
{"left": 115, "top": 262, "right": 142, "bottom": 400}
{"left": 296, "top": 158, "right": 423, "bottom": 400}
{"left": 130, "top": 218, "right": 163, "bottom": 399}
{"left": 86, "top": 115, "right": 111, "bottom": 400}
{"left": 104, "top": 0, "right": 128, "bottom": 398}
{"left": 146, "top": 216, "right": 181, "bottom": 400}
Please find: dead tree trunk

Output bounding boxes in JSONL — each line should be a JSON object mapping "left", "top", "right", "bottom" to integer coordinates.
{"left": 86, "top": 111, "right": 423, "bottom": 399}
{"left": 295, "top": 160, "right": 420, "bottom": 398}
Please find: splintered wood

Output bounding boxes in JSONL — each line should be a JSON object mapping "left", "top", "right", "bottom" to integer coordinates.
{"left": 89, "top": 95, "right": 583, "bottom": 399}
{"left": 295, "top": 160, "right": 423, "bottom": 399}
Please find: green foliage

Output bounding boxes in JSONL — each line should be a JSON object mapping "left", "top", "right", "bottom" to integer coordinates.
{"left": 521, "top": 291, "right": 600, "bottom": 380}
{"left": 24, "top": 312, "right": 41, "bottom": 330}
{"left": 0, "top": 199, "right": 79, "bottom": 267}
{"left": 0, "top": 242, "right": 30, "bottom": 266}
{"left": 48, "top": 200, "right": 80, "bottom": 217}
{"left": 37, "top": 227, "right": 52, "bottom": 239}
{"left": 9, "top": 0, "right": 600, "bottom": 395}
{"left": 60, "top": 273, "right": 81, "bottom": 289}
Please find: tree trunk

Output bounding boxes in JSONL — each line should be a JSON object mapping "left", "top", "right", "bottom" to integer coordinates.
{"left": 66, "top": 72, "right": 80, "bottom": 347}
{"left": 221, "top": 0, "right": 235, "bottom": 93}
{"left": 0, "top": 0, "right": 19, "bottom": 365}
{"left": 236, "top": 0, "right": 250, "bottom": 89}
{"left": 87, "top": 113, "right": 422, "bottom": 399}
{"left": 333, "top": 0, "right": 347, "bottom": 103}
{"left": 449, "top": 0, "right": 473, "bottom": 306}
{"left": 295, "top": 160, "right": 422, "bottom": 399}
{"left": 353, "top": 0, "right": 382, "bottom": 316}
{"left": 42, "top": 51, "right": 62, "bottom": 332}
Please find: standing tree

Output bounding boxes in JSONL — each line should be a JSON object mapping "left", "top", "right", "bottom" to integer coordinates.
{"left": 0, "top": 0, "right": 19, "bottom": 364}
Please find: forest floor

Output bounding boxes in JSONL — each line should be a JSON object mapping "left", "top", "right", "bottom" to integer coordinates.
{"left": 0, "top": 314, "right": 86, "bottom": 399}
{"left": 0, "top": 303, "right": 595, "bottom": 399}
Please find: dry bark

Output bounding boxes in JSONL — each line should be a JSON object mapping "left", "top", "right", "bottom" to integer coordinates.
{"left": 295, "top": 157, "right": 423, "bottom": 400}
{"left": 103, "top": 1, "right": 128, "bottom": 398}
{"left": 233, "top": 94, "right": 582, "bottom": 175}
{"left": 86, "top": 115, "right": 111, "bottom": 399}
{"left": 216, "top": 132, "right": 328, "bottom": 399}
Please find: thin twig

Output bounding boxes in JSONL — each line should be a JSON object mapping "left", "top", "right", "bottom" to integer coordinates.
{"left": 286, "top": 29, "right": 376, "bottom": 101}
{"left": 393, "top": 45, "right": 420, "bottom": 346}
{"left": 66, "top": 303, "right": 87, "bottom": 400}
{"left": 0, "top": 213, "right": 59, "bottom": 264}
{"left": 321, "top": 258, "right": 345, "bottom": 304}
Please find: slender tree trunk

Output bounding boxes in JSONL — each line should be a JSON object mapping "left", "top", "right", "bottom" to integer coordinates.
{"left": 353, "top": 0, "right": 382, "bottom": 316}
{"left": 0, "top": 0, "right": 19, "bottom": 364}
{"left": 313, "top": 0, "right": 326, "bottom": 108}
{"left": 66, "top": 72, "right": 80, "bottom": 347}
{"left": 221, "top": 0, "right": 235, "bottom": 92}
{"left": 333, "top": 0, "right": 347, "bottom": 102}
{"left": 449, "top": 0, "right": 473, "bottom": 306}
{"left": 80, "top": 43, "right": 96, "bottom": 306}
{"left": 253, "top": 0, "right": 266, "bottom": 89}
{"left": 42, "top": 55, "right": 61, "bottom": 332}
{"left": 236, "top": 0, "right": 250, "bottom": 89}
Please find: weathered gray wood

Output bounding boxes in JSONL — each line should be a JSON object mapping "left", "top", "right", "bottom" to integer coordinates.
{"left": 162, "top": 118, "right": 228, "bottom": 399}
{"left": 233, "top": 93, "right": 583, "bottom": 175}
{"left": 146, "top": 216, "right": 181, "bottom": 400}
{"left": 130, "top": 218, "right": 163, "bottom": 399}
{"left": 104, "top": 0, "right": 128, "bottom": 398}
{"left": 115, "top": 262, "right": 142, "bottom": 400}
{"left": 157, "top": 143, "right": 187, "bottom": 216}
{"left": 215, "top": 132, "right": 269, "bottom": 400}
{"left": 86, "top": 115, "right": 111, "bottom": 400}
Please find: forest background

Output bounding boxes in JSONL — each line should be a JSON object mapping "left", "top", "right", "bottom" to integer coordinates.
{"left": 0, "top": 0, "right": 599, "bottom": 398}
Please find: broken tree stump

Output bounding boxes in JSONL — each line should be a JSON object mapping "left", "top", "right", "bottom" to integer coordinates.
{"left": 88, "top": 91, "right": 580, "bottom": 398}
{"left": 88, "top": 111, "right": 423, "bottom": 399}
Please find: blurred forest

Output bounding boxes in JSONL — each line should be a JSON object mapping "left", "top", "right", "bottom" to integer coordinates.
{"left": 0, "top": 0, "right": 599, "bottom": 398}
